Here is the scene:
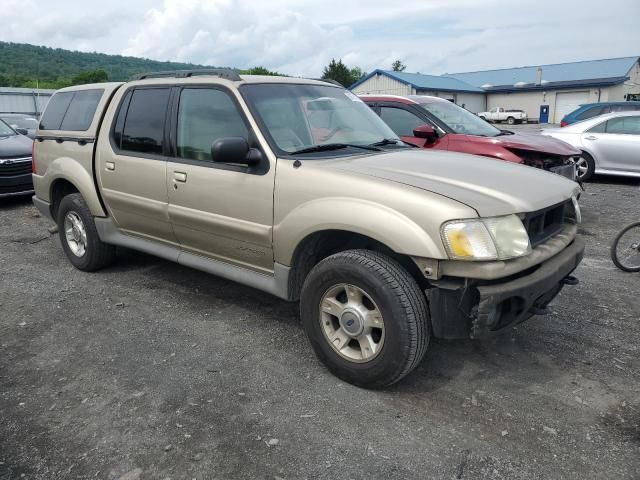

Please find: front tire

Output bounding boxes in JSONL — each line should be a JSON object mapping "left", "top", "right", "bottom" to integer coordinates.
{"left": 300, "top": 250, "right": 430, "bottom": 388}
{"left": 57, "top": 193, "right": 116, "bottom": 271}
{"left": 574, "top": 152, "right": 596, "bottom": 182}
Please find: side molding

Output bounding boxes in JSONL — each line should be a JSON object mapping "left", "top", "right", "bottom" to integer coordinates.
{"left": 94, "top": 218, "right": 291, "bottom": 300}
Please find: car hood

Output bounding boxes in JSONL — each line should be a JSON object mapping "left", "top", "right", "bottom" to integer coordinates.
{"left": 330, "top": 149, "right": 579, "bottom": 217}
{"left": 465, "top": 132, "right": 581, "bottom": 156}
{"left": 0, "top": 134, "right": 32, "bottom": 157}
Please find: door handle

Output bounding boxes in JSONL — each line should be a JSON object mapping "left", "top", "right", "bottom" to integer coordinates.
{"left": 584, "top": 136, "right": 598, "bottom": 141}
{"left": 173, "top": 171, "right": 187, "bottom": 183}
{"left": 105, "top": 161, "right": 115, "bottom": 171}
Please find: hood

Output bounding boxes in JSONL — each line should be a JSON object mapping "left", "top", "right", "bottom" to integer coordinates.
{"left": 329, "top": 149, "right": 579, "bottom": 217}
{"left": 466, "top": 132, "right": 581, "bottom": 156}
{"left": 0, "top": 134, "right": 32, "bottom": 158}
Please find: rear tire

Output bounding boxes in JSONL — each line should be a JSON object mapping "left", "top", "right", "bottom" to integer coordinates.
{"left": 57, "top": 193, "right": 116, "bottom": 271}
{"left": 506, "top": 116, "right": 515, "bottom": 125}
{"left": 300, "top": 250, "right": 430, "bottom": 388}
{"left": 611, "top": 222, "right": 640, "bottom": 272}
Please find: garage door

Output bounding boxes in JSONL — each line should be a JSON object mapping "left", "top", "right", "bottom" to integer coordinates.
{"left": 554, "top": 91, "right": 590, "bottom": 123}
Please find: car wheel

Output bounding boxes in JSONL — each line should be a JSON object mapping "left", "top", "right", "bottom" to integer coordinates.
{"left": 506, "top": 117, "right": 515, "bottom": 125}
{"left": 300, "top": 249, "right": 430, "bottom": 388}
{"left": 57, "top": 193, "right": 116, "bottom": 271}
{"left": 572, "top": 152, "right": 596, "bottom": 182}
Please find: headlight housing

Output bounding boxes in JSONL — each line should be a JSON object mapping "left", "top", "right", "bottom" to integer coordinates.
{"left": 441, "top": 214, "right": 531, "bottom": 261}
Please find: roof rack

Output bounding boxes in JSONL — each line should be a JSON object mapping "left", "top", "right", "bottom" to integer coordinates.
{"left": 311, "top": 78, "right": 344, "bottom": 87}
{"left": 133, "top": 69, "right": 242, "bottom": 81}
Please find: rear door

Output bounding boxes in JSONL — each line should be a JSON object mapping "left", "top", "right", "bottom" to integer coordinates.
{"left": 96, "top": 86, "right": 177, "bottom": 244}
{"left": 166, "top": 86, "right": 275, "bottom": 273}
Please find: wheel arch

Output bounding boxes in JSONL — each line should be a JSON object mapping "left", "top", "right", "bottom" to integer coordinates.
{"left": 44, "top": 157, "right": 106, "bottom": 219}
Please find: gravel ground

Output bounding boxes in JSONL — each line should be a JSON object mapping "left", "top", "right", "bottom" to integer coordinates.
{"left": 1, "top": 175, "right": 639, "bottom": 480}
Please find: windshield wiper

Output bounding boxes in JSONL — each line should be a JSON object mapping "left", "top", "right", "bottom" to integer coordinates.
{"left": 496, "top": 130, "right": 515, "bottom": 136}
{"left": 370, "top": 138, "right": 400, "bottom": 147}
{"left": 290, "top": 143, "right": 382, "bottom": 155}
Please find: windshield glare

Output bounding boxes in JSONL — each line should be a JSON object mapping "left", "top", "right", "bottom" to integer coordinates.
{"left": 241, "top": 84, "right": 400, "bottom": 154}
{"left": 0, "top": 120, "right": 16, "bottom": 136}
{"left": 2, "top": 116, "right": 38, "bottom": 129}
{"left": 420, "top": 101, "right": 501, "bottom": 137}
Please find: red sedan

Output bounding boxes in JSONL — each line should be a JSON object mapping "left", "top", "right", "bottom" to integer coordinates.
{"left": 360, "top": 94, "right": 581, "bottom": 180}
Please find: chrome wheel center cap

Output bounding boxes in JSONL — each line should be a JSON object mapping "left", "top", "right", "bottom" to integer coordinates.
{"left": 72, "top": 226, "right": 81, "bottom": 242}
{"left": 340, "top": 310, "right": 363, "bottom": 336}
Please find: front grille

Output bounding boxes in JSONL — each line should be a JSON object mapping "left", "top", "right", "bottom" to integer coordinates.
{"left": 0, "top": 182, "right": 33, "bottom": 195}
{"left": 522, "top": 201, "right": 569, "bottom": 248}
{"left": 0, "top": 159, "right": 31, "bottom": 177}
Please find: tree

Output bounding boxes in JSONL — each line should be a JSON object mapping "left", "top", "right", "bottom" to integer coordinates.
{"left": 242, "top": 66, "right": 285, "bottom": 76}
{"left": 391, "top": 60, "right": 406, "bottom": 72}
{"left": 321, "top": 59, "right": 365, "bottom": 87}
{"left": 71, "top": 69, "right": 108, "bottom": 85}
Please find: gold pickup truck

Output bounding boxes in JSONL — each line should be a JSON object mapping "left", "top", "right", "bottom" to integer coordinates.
{"left": 31, "top": 70, "right": 584, "bottom": 387}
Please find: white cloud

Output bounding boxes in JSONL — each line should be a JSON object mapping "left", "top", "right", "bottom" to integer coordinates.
{"left": 0, "top": 0, "right": 639, "bottom": 77}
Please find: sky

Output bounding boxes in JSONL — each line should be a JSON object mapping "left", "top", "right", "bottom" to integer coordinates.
{"left": 2, "top": 0, "right": 639, "bottom": 77}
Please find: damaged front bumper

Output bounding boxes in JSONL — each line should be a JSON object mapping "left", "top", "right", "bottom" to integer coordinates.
{"left": 427, "top": 236, "right": 585, "bottom": 339}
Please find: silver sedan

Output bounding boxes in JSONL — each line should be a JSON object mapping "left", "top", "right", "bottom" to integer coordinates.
{"left": 542, "top": 111, "right": 640, "bottom": 181}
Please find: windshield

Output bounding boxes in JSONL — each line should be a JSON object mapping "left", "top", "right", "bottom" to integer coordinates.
{"left": 420, "top": 101, "right": 501, "bottom": 137}
{"left": 240, "top": 83, "right": 402, "bottom": 155}
{"left": 1, "top": 116, "right": 38, "bottom": 129}
{"left": 0, "top": 119, "right": 16, "bottom": 136}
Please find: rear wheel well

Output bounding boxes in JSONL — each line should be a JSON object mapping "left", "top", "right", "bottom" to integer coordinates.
{"left": 50, "top": 180, "right": 79, "bottom": 219}
{"left": 287, "top": 230, "right": 427, "bottom": 301}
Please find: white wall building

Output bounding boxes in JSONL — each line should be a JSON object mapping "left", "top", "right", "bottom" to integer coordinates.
{"left": 0, "top": 87, "right": 55, "bottom": 116}
{"left": 350, "top": 57, "right": 640, "bottom": 123}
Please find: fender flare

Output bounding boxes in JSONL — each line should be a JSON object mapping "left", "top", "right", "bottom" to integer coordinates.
{"left": 44, "top": 157, "right": 106, "bottom": 217}
{"left": 273, "top": 197, "right": 444, "bottom": 266}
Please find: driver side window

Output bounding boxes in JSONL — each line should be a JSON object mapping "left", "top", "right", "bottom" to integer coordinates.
{"left": 177, "top": 88, "right": 249, "bottom": 162}
{"left": 380, "top": 107, "right": 425, "bottom": 137}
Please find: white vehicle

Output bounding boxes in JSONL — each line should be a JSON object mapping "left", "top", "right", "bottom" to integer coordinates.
{"left": 542, "top": 111, "right": 640, "bottom": 181}
{"left": 478, "top": 107, "right": 528, "bottom": 125}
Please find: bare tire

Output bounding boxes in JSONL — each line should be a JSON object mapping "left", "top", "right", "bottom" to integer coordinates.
{"left": 57, "top": 193, "right": 116, "bottom": 271}
{"left": 573, "top": 152, "right": 596, "bottom": 182}
{"left": 506, "top": 116, "right": 515, "bottom": 125}
{"left": 611, "top": 222, "right": 640, "bottom": 272}
{"left": 300, "top": 250, "right": 430, "bottom": 388}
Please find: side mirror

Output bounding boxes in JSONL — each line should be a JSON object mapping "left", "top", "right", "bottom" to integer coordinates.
{"left": 15, "top": 128, "right": 29, "bottom": 136}
{"left": 211, "top": 137, "right": 261, "bottom": 166}
{"left": 413, "top": 124, "right": 438, "bottom": 142}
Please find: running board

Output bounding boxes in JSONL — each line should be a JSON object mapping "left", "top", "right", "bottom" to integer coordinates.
{"left": 94, "top": 217, "right": 291, "bottom": 300}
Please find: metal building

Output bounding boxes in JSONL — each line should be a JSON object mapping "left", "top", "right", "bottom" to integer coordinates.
{"left": 350, "top": 56, "right": 640, "bottom": 122}
{"left": 0, "top": 87, "right": 56, "bottom": 117}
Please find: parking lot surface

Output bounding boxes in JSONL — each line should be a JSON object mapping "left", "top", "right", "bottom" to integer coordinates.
{"left": 1, "top": 176, "right": 639, "bottom": 480}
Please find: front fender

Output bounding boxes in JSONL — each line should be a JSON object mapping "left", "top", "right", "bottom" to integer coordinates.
{"left": 35, "top": 156, "right": 106, "bottom": 217}
{"left": 273, "top": 197, "right": 444, "bottom": 266}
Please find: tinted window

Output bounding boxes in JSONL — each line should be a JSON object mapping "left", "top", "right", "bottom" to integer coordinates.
{"left": 121, "top": 88, "right": 170, "bottom": 154}
{"left": 60, "top": 89, "right": 103, "bottom": 130}
{"left": 39, "top": 92, "right": 74, "bottom": 130}
{"left": 40, "top": 89, "right": 103, "bottom": 131}
{"left": 112, "top": 90, "right": 132, "bottom": 149}
{"left": 380, "top": 107, "right": 425, "bottom": 137}
{"left": 587, "top": 121, "right": 606, "bottom": 133}
{"left": 177, "top": 88, "right": 249, "bottom": 162}
{"left": 576, "top": 106, "right": 604, "bottom": 121}
{"left": 605, "top": 116, "right": 640, "bottom": 135}
{"left": 620, "top": 104, "right": 640, "bottom": 112}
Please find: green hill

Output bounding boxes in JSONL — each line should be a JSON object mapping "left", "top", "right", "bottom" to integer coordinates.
{"left": 0, "top": 41, "right": 283, "bottom": 89}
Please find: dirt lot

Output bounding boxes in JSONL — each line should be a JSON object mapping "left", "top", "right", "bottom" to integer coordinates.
{"left": 1, "top": 175, "right": 638, "bottom": 480}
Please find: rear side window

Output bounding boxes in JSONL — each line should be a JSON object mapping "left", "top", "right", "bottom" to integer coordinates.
{"left": 120, "top": 88, "right": 171, "bottom": 155}
{"left": 576, "top": 106, "right": 604, "bottom": 121}
{"left": 40, "top": 89, "right": 103, "bottom": 131}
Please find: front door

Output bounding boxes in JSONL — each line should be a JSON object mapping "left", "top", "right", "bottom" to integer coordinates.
{"left": 166, "top": 86, "right": 275, "bottom": 273}
{"left": 96, "top": 86, "right": 176, "bottom": 244}
{"left": 582, "top": 115, "right": 640, "bottom": 174}
{"left": 378, "top": 104, "right": 434, "bottom": 148}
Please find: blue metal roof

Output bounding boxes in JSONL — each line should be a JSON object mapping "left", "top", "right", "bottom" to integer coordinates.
{"left": 445, "top": 56, "right": 638, "bottom": 88}
{"left": 349, "top": 69, "right": 483, "bottom": 93}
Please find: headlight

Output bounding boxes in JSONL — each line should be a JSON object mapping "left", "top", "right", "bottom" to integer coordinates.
{"left": 441, "top": 214, "right": 531, "bottom": 261}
